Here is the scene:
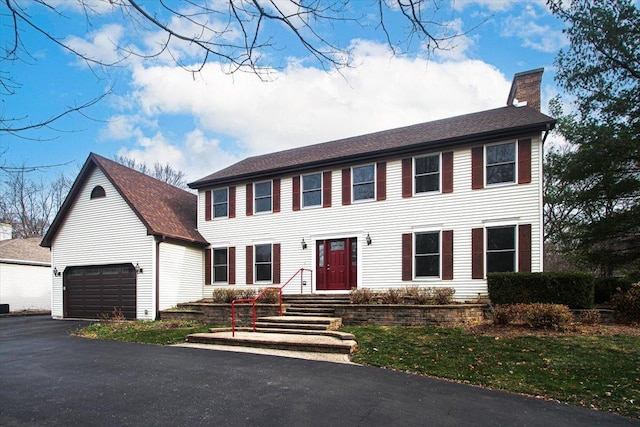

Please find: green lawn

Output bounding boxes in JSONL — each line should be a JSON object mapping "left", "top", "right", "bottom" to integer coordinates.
{"left": 75, "top": 320, "right": 212, "bottom": 345}
{"left": 342, "top": 325, "right": 640, "bottom": 419}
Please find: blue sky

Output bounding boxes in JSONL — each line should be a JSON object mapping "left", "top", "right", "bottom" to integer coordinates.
{"left": 1, "top": 0, "right": 567, "bottom": 183}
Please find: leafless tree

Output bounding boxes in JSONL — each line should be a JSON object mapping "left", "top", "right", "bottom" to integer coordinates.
{"left": 0, "top": 169, "right": 72, "bottom": 238}
{"left": 1, "top": 1, "right": 467, "bottom": 137}
{"left": 114, "top": 155, "right": 187, "bottom": 188}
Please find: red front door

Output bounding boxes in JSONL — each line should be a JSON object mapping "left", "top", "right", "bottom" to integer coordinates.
{"left": 316, "top": 238, "right": 357, "bottom": 291}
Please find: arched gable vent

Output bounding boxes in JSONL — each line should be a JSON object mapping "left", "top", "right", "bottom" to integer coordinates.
{"left": 90, "top": 185, "right": 106, "bottom": 199}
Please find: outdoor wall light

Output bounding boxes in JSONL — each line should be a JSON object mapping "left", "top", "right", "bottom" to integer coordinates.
{"left": 53, "top": 267, "right": 62, "bottom": 277}
{"left": 135, "top": 262, "right": 143, "bottom": 274}
{"left": 301, "top": 238, "right": 308, "bottom": 250}
{"left": 366, "top": 233, "right": 372, "bottom": 245}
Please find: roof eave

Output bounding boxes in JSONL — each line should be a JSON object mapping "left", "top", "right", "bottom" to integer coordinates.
{"left": 189, "top": 119, "right": 555, "bottom": 189}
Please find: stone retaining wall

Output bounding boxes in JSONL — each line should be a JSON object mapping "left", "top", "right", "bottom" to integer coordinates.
{"left": 335, "top": 304, "right": 485, "bottom": 326}
{"left": 161, "top": 302, "right": 486, "bottom": 326}
{"left": 160, "top": 303, "right": 281, "bottom": 326}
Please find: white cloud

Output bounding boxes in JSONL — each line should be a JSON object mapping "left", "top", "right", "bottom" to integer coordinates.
{"left": 65, "top": 24, "right": 129, "bottom": 66}
{"left": 500, "top": 5, "right": 568, "bottom": 53}
{"left": 452, "top": 0, "right": 547, "bottom": 12}
{"left": 124, "top": 39, "right": 511, "bottom": 174}
{"left": 116, "top": 129, "right": 241, "bottom": 182}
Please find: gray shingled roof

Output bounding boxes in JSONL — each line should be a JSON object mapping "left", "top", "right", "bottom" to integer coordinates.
{"left": 0, "top": 238, "right": 51, "bottom": 264}
{"left": 189, "top": 104, "right": 555, "bottom": 188}
{"left": 41, "top": 154, "right": 208, "bottom": 248}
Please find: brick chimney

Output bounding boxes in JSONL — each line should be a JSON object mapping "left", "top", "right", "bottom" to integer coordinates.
{"left": 506, "top": 68, "right": 544, "bottom": 111}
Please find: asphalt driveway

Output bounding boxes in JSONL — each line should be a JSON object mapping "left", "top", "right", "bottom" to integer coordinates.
{"left": 1, "top": 316, "right": 638, "bottom": 426}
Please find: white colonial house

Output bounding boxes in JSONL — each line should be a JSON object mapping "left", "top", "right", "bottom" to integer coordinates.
{"left": 41, "top": 155, "right": 208, "bottom": 320}
{"left": 44, "top": 69, "right": 555, "bottom": 320}
{"left": 189, "top": 69, "right": 555, "bottom": 302}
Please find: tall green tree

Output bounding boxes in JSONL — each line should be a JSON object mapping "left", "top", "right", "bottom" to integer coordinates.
{"left": 545, "top": 0, "right": 640, "bottom": 276}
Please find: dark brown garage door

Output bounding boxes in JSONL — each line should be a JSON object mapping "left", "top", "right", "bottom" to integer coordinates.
{"left": 64, "top": 264, "right": 137, "bottom": 319}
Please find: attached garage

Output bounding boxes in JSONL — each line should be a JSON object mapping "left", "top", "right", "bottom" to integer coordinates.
{"left": 64, "top": 264, "right": 136, "bottom": 319}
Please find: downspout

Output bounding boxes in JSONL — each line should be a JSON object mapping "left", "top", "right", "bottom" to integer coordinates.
{"left": 542, "top": 122, "right": 552, "bottom": 144}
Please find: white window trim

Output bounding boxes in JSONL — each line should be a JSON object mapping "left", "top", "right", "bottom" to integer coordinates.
{"left": 211, "top": 246, "right": 229, "bottom": 284}
{"left": 484, "top": 223, "right": 519, "bottom": 275}
{"left": 254, "top": 180, "right": 273, "bottom": 214}
{"left": 212, "top": 187, "right": 229, "bottom": 220}
{"left": 254, "top": 242, "right": 273, "bottom": 284}
{"left": 351, "top": 163, "right": 376, "bottom": 203}
{"left": 412, "top": 227, "right": 442, "bottom": 280}
{"left": 484, "top": 140, "right": 518, "bottom": 187}
{"left": 413, "top": 152, "right": 442, "bottom": 196}
{"left": 302, "top": 172, "right": 323, "bottom": 209}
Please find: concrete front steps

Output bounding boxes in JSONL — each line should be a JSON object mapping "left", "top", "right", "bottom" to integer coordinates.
{"left": 185, "top": 294, "right": 357, "bottom": 354}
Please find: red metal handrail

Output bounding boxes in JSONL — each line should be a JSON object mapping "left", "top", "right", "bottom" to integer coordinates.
{"left": 231, "top": 268, "right": 313, "bottom": 336}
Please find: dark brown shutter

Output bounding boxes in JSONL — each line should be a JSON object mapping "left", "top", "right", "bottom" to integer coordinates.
{"left": 228, "top": 247, "right": 236, "bottom": 285}
{"left": 246, "top": 246, "right": 254, "bottom": 285}
{"left": 229, "top": 186, "right": 236, "bottom": 219}
{"left": 442, "top": 152, "right": 453, "bottom": 194}
{"left": 402, "top": 233, "right": 412, "bottom": 281}
{"left": 273, "top": 243, "right": 281, "bottom": 284}
{"left": 246, "top": 183, "right": 253, "bottom": 216}
{"left": 342, "top": 168, "right": 351, "bottom": 205}
{"left": 323, "top": 171, "right": 332, "bottom": 208}
{"left": 442, "top": 230, "right": 453, "bottom": 280}
{"left": 273, "top": 179, "right": 281, "bottom": 213}
{"left": 518, "top": 138, "right": 532, "bottom": 184}
{"left": 471, "top": 147, "right": 484, "bottom": 190}
{"left": 472, "top": 228, "right": 484, "bottom": 279}
{"left": 292, "top": 176, "right": 301, "bottom": 211}
{"left": 204, "top": 248, "right": 212, "bottom": 285}
{"left": 518, "top": 224, "right": 532, "bottom": 272}
{"left": 376, "top": 161, "right": 386, "bottom": 201}
{"left": 205, "top": 190, "right": 212, "bottom": 221}
{"left": 402, "top": 158, "right": 412, "bottom": 198}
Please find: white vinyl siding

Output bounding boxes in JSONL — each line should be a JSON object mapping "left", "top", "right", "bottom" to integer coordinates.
{"left": 158, "top": 242, "right": 203, "bottom": 310}
{"left": 0, "top": 262, "right": 51, "bottom": 311}
{"left": 197, "top": 135, "right": 543, "bottom": 301}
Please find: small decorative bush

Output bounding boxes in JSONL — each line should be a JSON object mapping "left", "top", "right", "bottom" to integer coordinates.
{"left": 258, "top": 289, "right": 280, "bottom": 304}
{"left": 492, "top": 303, "right": 573, "bottom": 330}
{"left": 610, "top": 284, "right": 640, "bottom": 324}
{"left": 578, "top": 310, "right": 601, "bottom": 325}
{"left": 350, "top": 288, "right": 375, "bottom": 304}
{"left": 212, "top": 288, "right": 257, "bottom": 303}
{"left": 492, "top": 304, "right": 519, "bottom": 325}
{"left": 380, "top": 288, "right": 403, "bottom": 304}
{"left": 522, "top": 304, "right": 573, "bottom": 331}
{"left": 432, "top": 287, "right": 455, "bottom": 305}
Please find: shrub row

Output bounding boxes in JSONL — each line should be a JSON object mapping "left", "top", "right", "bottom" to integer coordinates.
{"left": 492, "top": 303, "right": 574, "bottom": 330}
{"left": 211, "top": 288, "right": 280, "bottom": 304}
{"left": 350, "top": 286, "right": 456, "bottom": 305}
{"left": 488, "top": 272, "right": 594, "bottom": 309}
{"left": 611, "top": 284, "right": 640, "bottom": 324}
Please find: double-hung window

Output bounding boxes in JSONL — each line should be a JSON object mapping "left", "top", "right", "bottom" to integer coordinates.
{"left": 486, "top": 142, "right": 516, "bottom": 185}
{"left": 254, "top": 181, "right": 272, "bottom": 213}
{"left": 415, "top": 232, "right": 440, "bottom": 278}
{"left": 302, "top": 173, "right": 322, "bottom": 207}
{"left": 213, "top": 188, "right": 228, "bottom": 218}
{"left": 486, "top": 226, "right": 516, "bottom": 272}
{"left": 212, "top": 248, "right": 228, "bottom": 282}
{"left": 352, "top": 164, "right": 375, "bottom": 201}
{"left": 415, "top": 154, "right": 440, "bottom": 194}
{"left": 255, "top": 244, "right": 272, "bottom": 282}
